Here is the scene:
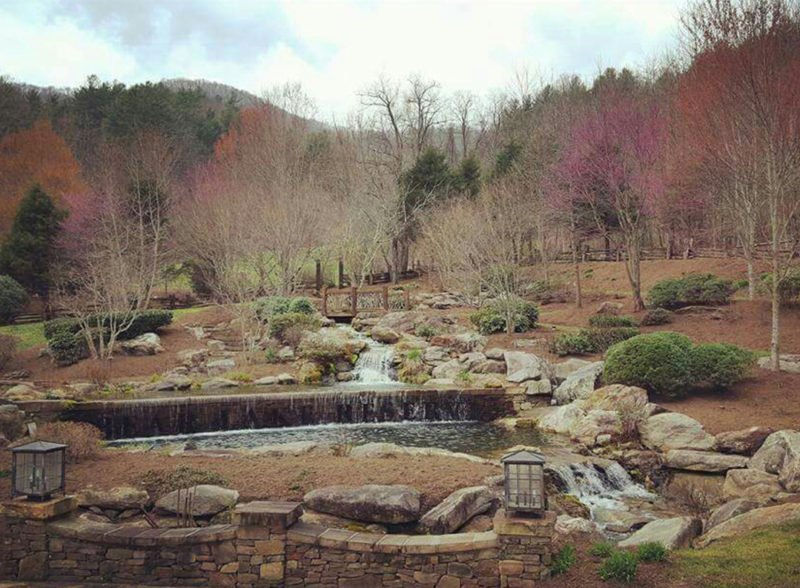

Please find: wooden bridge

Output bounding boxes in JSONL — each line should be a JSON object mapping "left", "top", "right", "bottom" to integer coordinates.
{"left": 321, "top": 286, "right": 411, "bottom": 319}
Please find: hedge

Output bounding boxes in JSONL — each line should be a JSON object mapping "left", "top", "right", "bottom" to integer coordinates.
{"left": 0, "top": 275, "right": 28, "bottom": 325}
{"left": 470, "top": 299, "right": 539, "bottom": 335}
{"left": 647, "top": 274, "right": 734, "bottom": 309}
{"left": 588, "top": 315, "right": 638, "bottom": 328}
{"left": 551, "top": 327, "right": 639, "bottom": 356}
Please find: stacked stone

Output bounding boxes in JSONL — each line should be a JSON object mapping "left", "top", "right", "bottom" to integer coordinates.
{"left": 232, "top": 501, "right": 301, "bottom": 587}
{"left": 494, "top": 510, "right": 556, "bottom": 586}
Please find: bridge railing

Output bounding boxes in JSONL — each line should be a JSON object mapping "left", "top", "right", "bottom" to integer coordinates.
{"left": 321, "top": 286, "right": 411, "bottom": 317}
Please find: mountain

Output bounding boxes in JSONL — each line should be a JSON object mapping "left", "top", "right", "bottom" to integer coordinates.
{"left": 161, "top": 78, "right": 263, "bottom": 107}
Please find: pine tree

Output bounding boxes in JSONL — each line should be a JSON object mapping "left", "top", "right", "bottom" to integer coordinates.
{"left": 0, "top": 185, "right": 67, "bottom": 300}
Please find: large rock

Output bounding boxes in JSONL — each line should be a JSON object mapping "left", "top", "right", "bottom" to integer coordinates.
{"left": 577, "top": 384, "right": 649, "bottom": 414}
{"left": 706, "top": 498, "right": 763, "bottom": 531}
{"left": 618, "top": 516, "right": 702, "bottom": 549}
{"left": 485, "top": 347, "right": 506, "bottom": 361}
{"left": 504, "top": 352, "right": 552, "bottom": 384}
{"left": 722, "top": 469, "right": 783, "bottom": 501}
{"left": 552, "top": 361, "right": 603, "bottom": 405}
{"left": 757, "top": 354, "right": 800, "bottom": 373}
{"left": 201, "top": 377, "right": 239, "bottom": 390}
{"left": 423, "top": 346, "right": 450, "bottom": 364}
{"left": 374, "top": 311, "right": 425, "bottom": 334}
{"left": 458, "top": 352, "right": 487, "bottom": 372}
{"left": 639, "top": 413, "right": 714, "bottom": 452}
{"left": 696, "top": 502, "right": 800, "bottom": 548}
{"left": 431, "top": 359, "right": 462, "bottom": 380}
{"left": 156, "top": 485, "right": 239, "bottom": 517}
{"left": 430, "top": 332, "right": 486, "bottom": 354}
{"left": 472, "top": 359, "right": 506, "bottom": 374}
{"left": 177, "top": 348, "right": 209, "bottom": 366}
{"left": 748, "top": 430, "right": 800, "bottom": 492}
{"left": 303, "top": 484, "right": 421, "bottom": 524}
{"left": 662, "top": 472, "right": 725, "bottom": 509}
{"left": 714, "top": 426, "right": 773, "bottom": 456}
{"left": 555, "top": 514, "right": 602, "bottom": 537}
{"left": 155, "top": 374, "right": 192, "bottom": 391}
{"left": 3, "top": 383, "right": 44, "bottom": 401}
{"left": 664, "top": 450, "right": 749, "bottom": 473}
{"left": 370, "top": 326, "right": 400, "bottom": 344}
{"left": 418, "top": 486, "right": 494, "bottom": 534}
{"left": 120, "top": 333, "right": 163, "bottom": 355}
{"left": 552, "top": 358, "right": 593, "bottom": 382}
{"left": 347, "top": 443, "right": 490, "bottom": 464}
{"left": 537, "top": 404, "right": 586, "bottom": 435}
{"left": 570, "top": 410, "right": 622, "bottom": 447}
{"left": 77, "top": 486, "right": 149, "bottom": 510}
{"left": 206, "top": 358, "right": 236, "bottom": 374}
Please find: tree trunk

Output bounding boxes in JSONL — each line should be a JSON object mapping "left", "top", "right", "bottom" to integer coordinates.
{"left": 747, "top": 256, "right": 756, "bottom": 301}
{"left": 572, "top": 239, "right": 582, "bottom": 309}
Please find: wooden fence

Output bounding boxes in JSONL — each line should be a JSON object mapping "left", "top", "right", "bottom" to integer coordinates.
{"left": 321, "top": 286, "right": 411, "bottom": 318}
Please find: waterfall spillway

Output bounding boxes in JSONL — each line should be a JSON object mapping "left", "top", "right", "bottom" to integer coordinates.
{"left": 339, "top": 325, "right": 395, "bottom": 384}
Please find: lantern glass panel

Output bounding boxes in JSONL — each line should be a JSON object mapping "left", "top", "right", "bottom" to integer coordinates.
{"left": 12, "top": 442, "right": 66, "bottom": 500}
{"left": 505, "top": 462, "right": 543, "bottom": 511}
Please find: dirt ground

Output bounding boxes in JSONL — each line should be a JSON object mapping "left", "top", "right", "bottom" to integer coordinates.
{"left": 0, "top": 450, "right": 500, "bottom": 512}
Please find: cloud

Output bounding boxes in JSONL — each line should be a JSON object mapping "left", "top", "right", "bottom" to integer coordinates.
{"left": 0, "top": 0, "right": 688, "bottom": 118}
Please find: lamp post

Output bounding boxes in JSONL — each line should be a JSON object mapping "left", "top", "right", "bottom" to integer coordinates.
{"left": 500, "top": 449, "right": 546, "bottom": 517}
{"left": 11, "top": 441, "right": 67, "bottom": 501}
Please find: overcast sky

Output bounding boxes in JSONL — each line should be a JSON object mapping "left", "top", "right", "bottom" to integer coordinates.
{"left": 2, "top": 0, "right": 688, "bottom": 120}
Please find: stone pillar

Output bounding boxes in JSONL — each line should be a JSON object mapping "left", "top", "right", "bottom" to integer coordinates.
{"left": 0, "top": 496, "right": 77, "bottom": 581}
{"left": 493, "top": 509, "right": 556, "bottom": 586}
{"left": 232, "top": 501, "right": 302, "bottom": 588}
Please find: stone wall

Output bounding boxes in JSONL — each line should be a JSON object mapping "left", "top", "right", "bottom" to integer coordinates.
{"left": 0, "top": 498, "right": 554, "bottom": 587}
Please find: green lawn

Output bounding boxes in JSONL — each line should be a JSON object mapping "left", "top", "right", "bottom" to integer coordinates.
{"left": 674, "top": 521, "right": 800, "bottom": 588}
{"left": 0, "top": 321, "right": 45, "bottom": 350}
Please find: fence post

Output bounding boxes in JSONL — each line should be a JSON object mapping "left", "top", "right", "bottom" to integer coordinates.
{"left": 382, "top": 286, "right": 389, "bottom": 311}
{"left": 321, "top": 287, "right": 328, "bottom": 316}
{"left": 351, "top": 286, "right": 358, "bottom": 315}
{"left": 403, "top": 289, "right": 410, "bottom": 310}
{"left": 315, "top": 260, "right": 322, "bottom": 291}
{"left": 338, "top": 259, "right": 345, "bottom": 289}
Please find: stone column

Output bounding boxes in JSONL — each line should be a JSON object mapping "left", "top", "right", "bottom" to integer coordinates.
{"left": 0, "top": 496, "right": 77, "bottom": 582}
{"left": 493, "top": 509, "right": 556, "bottom": 586}
{"left": 232, "top": 501, "right": 302, "bottom": 588}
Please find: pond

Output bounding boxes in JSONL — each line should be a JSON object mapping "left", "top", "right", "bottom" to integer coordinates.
{"left": 108, "top": 420, "right": 547, "bottom": 457}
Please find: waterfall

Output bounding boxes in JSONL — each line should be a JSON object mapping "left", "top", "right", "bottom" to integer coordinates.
{"left": 338, "top": 325, "right": 395, "bottom": 384}
{"left": 548, "top": 461, "right": 655, "bottom": 521}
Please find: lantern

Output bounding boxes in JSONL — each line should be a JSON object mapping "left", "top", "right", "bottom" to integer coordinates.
{"left": 501, "top": 449, "right": 546, "bottom": 515}
{"left": 11, "top": 441, "right": 67, "bottom": 501}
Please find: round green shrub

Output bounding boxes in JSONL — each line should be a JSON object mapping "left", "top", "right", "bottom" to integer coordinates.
{"left": 647, "top": 274, "right": 733, "bottom": 309}
{"left": 584, "top": 327, "right": 640, "bottom": 352}
{"left": 690, "top": 343, "right": 754, "bottom": 388}
{"left": 640, "top": 308, "right": 672, "bottom": 326}
{"left": 288, "top": 297, "right": 316, "bottom": 315}
{"left": 588, "top": 315, "right": 638, "bottom": 328}
{"left": 647, "top": 278, "right": 683, "bottom": 309}
{"left": 0, "top": 275, "right": 28, "bottom": 325}
{"left": 551, "top": 332, "right": 593, "bottom": 356}
{"left": 599, "top": 550, "right": 638, "bottom": 583}
{"left": 469, "top": 298, "right": 539, "bottom": 335}
{"left": 253, "top": 296, "right": 292, "bottom": 321}
{"left": 604, "top": 332, "right": 695, "bottom": 397}
{"left": 269, "top": 312, "right": 321, "bottom": 341}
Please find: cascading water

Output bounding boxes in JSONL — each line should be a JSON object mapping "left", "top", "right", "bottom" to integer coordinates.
{"left": 548, "top": 461, "right": 656, "bottom": 528}
{"left": 340, "top": 326, "right": 396, "bottom": 384}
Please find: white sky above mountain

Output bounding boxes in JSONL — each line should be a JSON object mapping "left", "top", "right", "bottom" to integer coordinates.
{"left": 2, "top": 0, "right": 687, "bottom": 120}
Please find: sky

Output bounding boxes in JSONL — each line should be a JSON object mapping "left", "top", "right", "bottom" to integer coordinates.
{"left": 2, "top": 0, "right": 688, "bottom": 120}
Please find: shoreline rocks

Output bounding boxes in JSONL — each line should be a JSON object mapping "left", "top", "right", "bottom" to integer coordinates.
{"left": 303, "top": 484, "right": 422, "bottom": 524}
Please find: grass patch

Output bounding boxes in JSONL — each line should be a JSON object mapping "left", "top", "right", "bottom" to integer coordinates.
{"left": 674, "top": 521, "right": 800, "bottom": 588}
{"left": 0, "top": 321, "right": 46, "bottom": 350}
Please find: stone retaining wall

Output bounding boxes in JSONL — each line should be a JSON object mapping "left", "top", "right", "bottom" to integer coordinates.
{"left": 0, "top": 498, "right": 554, "bottom": 587}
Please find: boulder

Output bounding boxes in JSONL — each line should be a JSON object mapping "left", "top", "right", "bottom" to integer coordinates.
{"left": 423, "top": 346, "right": 449, "bottom": 364}
{"left": 696, "top": 502, "right": 800, "bottom": 548}
{"left": 748, "top": 430, "right": 800, "bottom": 492}
{"left": 618, "top": 516, "right": 702, "bottom": 549}
{"left": 431, "top": 359, "right": 462, "bottom": 380}
{"left": 430, "top": 332, "right": 486, "bottom": 354}
{"left": 201, "top": 377, "right": 239, "bottom": 390}
{"left": 277, "top": 373, "right": 296, "bottom": 385}
{"left": 206, "top": 358, "right": 236, "bottom": 374}
{"left": 706, "top": 498, "right": 763, "bottom": 531}
{"left": 177, "top": 348, "right": 209, "bottom": 366}
{"left": 639, "top": 413, "right": 714, "bottom": 452}
{"left": 156, "top": 485, "right": 239, "bottom": 517}
{"left": 662, "top": 472, "right": 725, "bottom": 509}
{"left": 155, "top": 374, "right": 192, "bottom": 391}
{"left": 552, "top": 358, "right": 593, "bottom": 382}
{"left": 459, "top": 352, "right": 487, "bottom": 372}
{"left": 77, "top": 486, "right": 149, "bottom": 510}
{"left": 757, "top": 354, "right": 800, "bottom": 373}
{"left": 664, "top": 450, "right": 749, "bottom": 473}
{"left": 249, "top": 441, "right": 321, "bottom": 457}
{"left": 714, "top": 426, "right": 773, "bottom": 455}
{"left": 3, "top": 383, "right": 45, "bottom": 402}
{"left": 570, "top": 410, "right": 623, "bottom": 447}
{"left": 555, "top": 514, "right": 602, "bottom": 537}
{"left": 347, "top": 442, "right": 490, "bottom": 465}
{"left": 277, "top": 346, "right": 295, "bottom": 361}
{"left": 577, "top": 384, "right": 649, "bottom": 414}
{"left": 472, "top": 359, "right": 506, "bottom": 374}
{"left": 424, "top": 378, "right": 456, "bottom": 388}
{"left": 593, "top": 508, "right": 653, "bottom": 534}
{"left": 504, "top": 352, "right": 553, "bottom": 384}
{"left": 537, "top": 404, "right": 586, "bottom": 435}
{"left": 253, "top": 376, "right": 279, "bottom": 386}
{"left": 524, "top": 379, "right": 553, "bottom": 396}
{"left": 485, "top": 347, "right": 506, "bottom": 361}
{"left": 374, "top": 311, "right": 424, "bottom": 334}
{"left": 303, "top": 484, "right": 421, "bottom": 524}
{"left": 722, "top": 468, "right": 783, "bottom": 501}
{"left": 596, "top": 301, "right": 623, "bottom": 315}
{"left": 68, "top": 382, "right": 97, "bottom": 396}
{"left": 371, "top": 326, "right": 400, "bottom": 344}
{"left": 120, "top": 333, "right": 163, "bottom": 356}
{"left": 552, "top": 361, "right": 603, "bottom": 405}
{"left": 418, "top": 486, "right": 494, "bottom": 534}
{"left": 459, "top": 514, "right": 494, "bottom": 533}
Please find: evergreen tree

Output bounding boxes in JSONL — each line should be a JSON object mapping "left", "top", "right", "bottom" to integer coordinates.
{"left": 0, "top": 185, "right": 67, "bottom": 299}
{"left": 453, "top": 156, "right": 481, "bottom": 198}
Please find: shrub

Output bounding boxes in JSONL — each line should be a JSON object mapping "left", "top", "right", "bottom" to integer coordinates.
{"left": 584, "top": 327, "right": 640, "bottom": 352}
{"left": 636, "top": 542, "right": 668, "bottom": 563}
{"left": 0, "top": 334, "right": 17, "bottom": 370}
{"left": 298, "top": 361, "right": 324, "bottom": 384}
{"left": 690, "top": 343, "right": 754, "bottom": 388}
{"left": 397, "top": 355, "right": 431, "bottom": 384}
{"left": 0, "top": 275, "right": 28, "bottom": 324}
{"left": 640, "top": 308, "right": 673, "bottom": 326}
{"left": 647, "top": 274, "right": 734, "bottom": 309}
{"left": 551, "top": 332, "right": 593, "bottom": 356}
{"left": 469, "top": 298, "right": 539, "bottom": 335}
{"left": 551, "top": 545, "right": 577, "bottom": 576}
{"left": 288, "top": 297, "right": 316, "bottom": 315}
{"left": 760, "top": 270, "right": 800, "bottom": 302}
{"left": 268, "top": 312, "right": 321, "bottom": 342}
{"left": 34, "top": 422, "right": 103, "bottom": 463}
{"left": 604, "top": 332, "right": 695, "bottom": 397}
{"left": 297, "top": 333, "right": 358, "bottom": 364}
{"left": 48, "top": 330, "right": 90, "bottom": 366}
{"left": 253, "top": 296, "right": 291, "bottom": 321}
{"left": 589, "top": 315, "right": 638, "bottom": 328}
{"left": 599, "top": 550, "right": 638, "bottom": 583}
{"left": 138, "top": 465, "right": 228, "bottom": 499}
{"left": 589, "top": 541, "right": 615, "bottom": 558}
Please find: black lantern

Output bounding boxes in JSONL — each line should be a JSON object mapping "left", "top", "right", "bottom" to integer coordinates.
{"left": 501, "top": 449, "right": 546, "bottom": 516}
{"left": 11, "top": 441, "right": 67, "bottom": 501}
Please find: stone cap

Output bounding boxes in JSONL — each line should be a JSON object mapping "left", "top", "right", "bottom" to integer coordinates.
{"left": 1, "top": 495, "right": 77, "bottom": 521}
{"left": 232, "top": 501, "right": 303, "bottom": 531}
{"left": 288, "top": 522, "right": 497, "bottom": 554}
{"left": 48, "top": 517, "right": 237, "bottom": 547}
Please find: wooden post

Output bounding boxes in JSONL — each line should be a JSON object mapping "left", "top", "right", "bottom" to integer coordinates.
{"left": 382, "top": 286, "right": 389, "bottom": 311}
{"left": 338, "top": 259, "right": 345, "bottom": 289}
{"left": 315, "top": 260, "right": 322, "bottom": 292}
{"left": 321, "top": 287, "right": 328, "bottom": 316}
{"left": 403, "top": 289, "right": 410, "bottom": 310}
{"left": 351, "top": 286, "right": 358, "bottom": 316}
